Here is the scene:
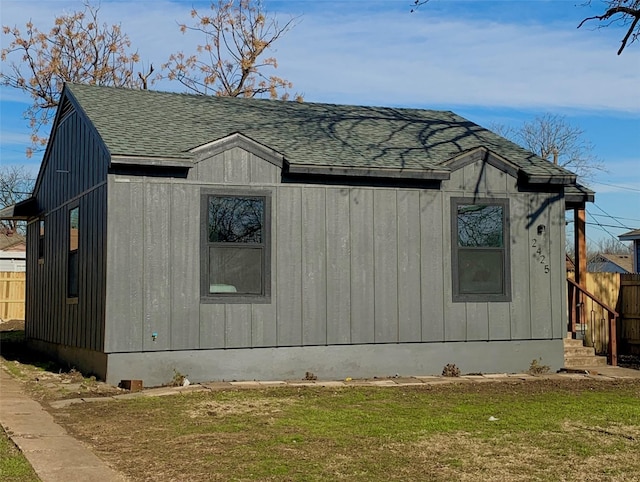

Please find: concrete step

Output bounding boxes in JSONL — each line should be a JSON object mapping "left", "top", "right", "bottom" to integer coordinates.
{"left": 564, "top": 355, "right": 608, "bottom": 367}
{"left": 563, "top": 337, "right": 609, "bottom": 368}
{"left": 564, "top": 338, "right": 586, "bottom": 348}
{"left": 564, "top": 346, "right": 599, "bottom": 357}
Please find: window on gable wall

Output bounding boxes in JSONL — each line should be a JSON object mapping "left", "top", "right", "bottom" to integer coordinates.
{"left": 451, "top": 198, "right": 511, "bottom": 302}
{"left": 68, "top": 206, "right": 79, "bottom": 299}
{"left": 38, "top": 218, "right": 45, "bottom": 262}
{"left": 201, "top": 191, "right": 271, "bottom": 303}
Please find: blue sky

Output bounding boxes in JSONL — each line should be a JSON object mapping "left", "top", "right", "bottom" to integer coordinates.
{"left": 1, "top": 0, "right": 639, "bottom": 248}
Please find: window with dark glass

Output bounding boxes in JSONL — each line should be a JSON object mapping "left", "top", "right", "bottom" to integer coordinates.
{"left": 451, "top": 198, "right": 510, "bottom": 302}
{"left": 38, "top": 219, "right": 45, "bottom": 261}
{"left": 202, "top": 193, "right": 270, "bottom": 301}
{"left": 68, "top": 207, "right": 79, "bottom": 298}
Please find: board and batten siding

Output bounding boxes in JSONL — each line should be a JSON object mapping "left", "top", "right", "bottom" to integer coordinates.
{"left": 26, "top": 109, "right": 109, "bottom": 352}
{"left": 104, "top": 149, "right": 567, "bottom": 353}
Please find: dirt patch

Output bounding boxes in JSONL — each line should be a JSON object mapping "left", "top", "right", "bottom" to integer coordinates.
{"left": 186, "top": 397, "right": 293, "bottom": 418}
{"left": 0, "top": 325, "right": 123, "bottom": 401}
{"left": 0, "top": 319, "right": 25, "bottom": 331}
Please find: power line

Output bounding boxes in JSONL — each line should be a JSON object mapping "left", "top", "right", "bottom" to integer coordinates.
{"left": 585, "top": 221, "right": 633, "bottom": 230}
{"left": 585, "top": 210, "right": 630, "bottom": 248}
{"left": 590, "top": 202, "right": 629, "bottom": 229}
{"left": 589, "top": 213, "right": 640, "bottom": 223}
{"left": 591, "top": 180, "right": 640, "bottom": 193}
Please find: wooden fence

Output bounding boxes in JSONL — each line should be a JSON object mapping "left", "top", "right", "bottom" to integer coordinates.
{"left": 0, "top": 271, "right": 26, "bottom": 321}
{"left": 619, "top": 274, "right": 640, "bottom": 355}
{"left": 567, "top": 272, "right": 620, "bottom": 355}
{"left": 570, "top": 272, "right": 640, "bottom": 356}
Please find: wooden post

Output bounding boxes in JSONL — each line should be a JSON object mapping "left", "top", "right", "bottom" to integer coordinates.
{"left": 574, "top": 208, "right": 587, "bottom": 328}
{"left": 608, "top": 314, "right": 618, "bottom": 366}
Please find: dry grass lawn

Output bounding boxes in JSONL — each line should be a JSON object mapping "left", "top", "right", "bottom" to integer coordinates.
{"left": 2, "top": 326, "right": 640, "bottom": 481}
{"left": 50, "top": 380, "right": 640, "bottom": 482}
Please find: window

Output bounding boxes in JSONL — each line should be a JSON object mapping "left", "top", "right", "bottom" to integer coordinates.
{"left": 451, "top": 198, "right": 510, "bottom": 302}
{"left": 38, "top": 218, "right": 45, "bottom": 262}
{"left": 68, "top": 206, "right": 79, "bottom": 299}
{"left": 201, "top": 191, "right": 271, "bottom": 303}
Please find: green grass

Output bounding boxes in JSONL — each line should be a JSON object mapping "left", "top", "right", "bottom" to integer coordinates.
{"left": 53, "top": 380, "right": 640, "bottom": 481}
{"left": 0, "top": 428, "right": 39, "bottom": 482}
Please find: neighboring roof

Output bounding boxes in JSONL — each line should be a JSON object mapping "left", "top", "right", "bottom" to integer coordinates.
{"left": 588, "top": 253, "right": 633, "bottom": 273}
{"left": 0, "top": 232, "right": 26, "bottom": 252}
{"left": 619, "top": 229, "right": 640, "bottom": 241}
{"left": 64, "top": 83, "right": 578, "bottom": 184}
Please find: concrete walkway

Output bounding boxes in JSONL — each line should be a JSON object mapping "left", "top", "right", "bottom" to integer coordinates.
{"left": 2, "top": 365, "right": 640, "bottom": 482}
{"left": 0, "top": 368, "right": 127, "bottom": 482}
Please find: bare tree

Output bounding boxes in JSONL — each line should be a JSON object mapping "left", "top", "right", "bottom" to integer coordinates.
{"left": 593, "top": 236, "right": 632, "bottom": 255}
{"left": 490, "top": 114, "right": 604, "bottom": 183}
{"left": 161, "top": 0, "right": 301, "bottom": 100}
{"left": 0, "top": 166, "right": 34, "bottom": 234}
{"left": 412, "top": 0, "right": 640, "bottom": 54}
{"left": 579, "top": 0, "right": 640, "bottom": 55}
{"left": 1, "top": 1, "right": 148, "bottom": 156}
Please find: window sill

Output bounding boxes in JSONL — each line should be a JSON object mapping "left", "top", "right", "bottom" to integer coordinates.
{"left": 201, "top": 294, "right": 271, "bottom": 305}
{"left": 452, "top": 294, "right": 511, "bottom": 303}
{"left": 66, "top": 297, "right": 79, "bottom": 305}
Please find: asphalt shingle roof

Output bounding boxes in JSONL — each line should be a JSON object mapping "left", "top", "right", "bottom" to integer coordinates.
{"left": 65, "top": 83, "right": 577, "bottom": 181}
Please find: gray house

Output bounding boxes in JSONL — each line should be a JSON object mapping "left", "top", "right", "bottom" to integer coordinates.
{"left": 619, "top": 229, "right": 640, "bottom": 273}
{"left": 2, "top": 83, "right": 590, "bottom": 386}
{"left": 587, "top": 253, "right": 633, "bottom": 273}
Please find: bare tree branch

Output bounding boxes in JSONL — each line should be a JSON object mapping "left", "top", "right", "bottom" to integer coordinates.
{"left": 161, "top": 0, "right": 302, "bottom": 101}
{"left": 491, "top": 114, "right": 604, "bottom": 184}
{"left": 412, "top": 0, "right": 640, "bottom": 54}
{"left": 0, "top": 166, "right": 35, "bottom": 234}
{"left": 578, "top": 1, "right": 640, "bottom": 54}
{"left": 1, "top": 1, "right": 148, "bottom": 155}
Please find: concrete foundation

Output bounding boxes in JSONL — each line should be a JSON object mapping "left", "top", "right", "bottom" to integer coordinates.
{"left": 104, "top": 339, "right": 564, "bottom": 387}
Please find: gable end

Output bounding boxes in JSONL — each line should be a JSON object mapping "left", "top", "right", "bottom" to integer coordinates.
{"left": 190, "top": 133, "right": 284, "bottom": 169}
{"left": 444, "top": 147, "right": 520, "bottom": 179}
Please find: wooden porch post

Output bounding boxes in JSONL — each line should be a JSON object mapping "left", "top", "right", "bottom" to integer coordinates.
{"left": 574, "top": 208, "right": 587, "bottom": 328}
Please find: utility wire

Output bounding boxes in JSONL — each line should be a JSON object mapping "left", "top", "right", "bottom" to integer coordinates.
{"left": 591, "top": 180, "right": 640, "bottom": 193}
{"left": 589, "top": 213, "right": 640, "bottom": 223}
{"left": 585, "top": 210, "right": 630, "bottom": 248}
{"left": 584, "top": 221, "right": 634, "bottom": 230}
{"left": 590, "top": 202, "right": 629, "bottom": 229}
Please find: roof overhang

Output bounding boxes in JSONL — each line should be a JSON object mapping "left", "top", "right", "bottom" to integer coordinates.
{"left": 0, "top": 197, "right": 39, "bottom": 220}
{"left": 286, "top": 164, "right": 451, "bottom": 180}
{"left": 526, "top": 174, "right": 577, "bottom": 185}
{"left": 565, "top": 183, "right": 595, "bottom": 208}
{"left": 110, "top": 155, "right": 194, "bottom": 168}
{"left": 619, "top": 229, "right": 640, "bottom": 241}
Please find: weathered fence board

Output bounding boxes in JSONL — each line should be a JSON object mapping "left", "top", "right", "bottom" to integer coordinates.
{"left": 620, "top": 274, "right": 640, "bottom": 355}
{"left": 570, "top": 272, "right": 640, "bottom": 356}
{"left": 0, "top": 272, "right": 26, "bottom": 321}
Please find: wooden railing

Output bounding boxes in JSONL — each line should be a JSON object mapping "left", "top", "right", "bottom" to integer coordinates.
{"left": 567, "top": 277, "right": 618, "bottom": 366}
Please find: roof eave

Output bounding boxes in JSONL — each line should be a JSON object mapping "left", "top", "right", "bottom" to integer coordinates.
{"left": 287, "top": 164, "right": 451, "bottom": 180}
{"left": 619, "top": 229, "right": 640, "bottom": 241}
{"left": 0, "top": 198, "right": 39, "bottom": 220}
{"left": 525, "top": 173, "right": 577, "bottom": 185}
{"left": 110, "top": 155, "right": 194, "bottom": 169}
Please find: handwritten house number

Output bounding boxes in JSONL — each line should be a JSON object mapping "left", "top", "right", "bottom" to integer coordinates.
{"left": 531, "top": 239, "right": 550, "bottom": 274}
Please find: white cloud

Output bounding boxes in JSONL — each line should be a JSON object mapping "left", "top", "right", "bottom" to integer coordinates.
{"left": 274, "top": 9, "right": 640, "bottom": 112}
{"left": 2, "top": 1, "right": 638, "bottom": 112}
